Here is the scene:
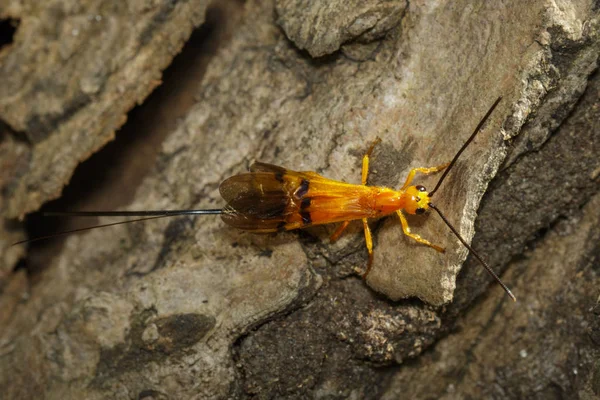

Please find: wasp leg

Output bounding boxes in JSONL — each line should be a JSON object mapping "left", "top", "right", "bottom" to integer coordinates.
{"left": 361, "top": 218, "right": 374, "bottom": 278}
{"left": 396, "top": 210, "right": 445, "bottom": 252}
{"left": 362, "top": 137, "right": 382, "bottom": 185}
{"left": 330, "top": 221, "right": 351, "bottom": 242}
{"left": 400, "top": 163, "right": 450, "bottom": 190}
{"left": 360, "top": 139, "right": 380, "bottom": 278}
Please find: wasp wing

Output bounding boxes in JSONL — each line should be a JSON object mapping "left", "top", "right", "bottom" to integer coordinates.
{"left": 220, "top": 172, "right": 291, "bottom": 232}
{"left": 249, "top": 162, "right": 287, "bottom": 174}
{"left": 250, "top": 162, "right": 328, "bottom": 181}
{"left": 220, "top": 165, "right": 375, "bottom": 232}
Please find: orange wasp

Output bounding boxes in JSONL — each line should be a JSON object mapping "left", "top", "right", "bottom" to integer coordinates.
{"left": 16, "top": 97, "right": 515, "bottom": 301}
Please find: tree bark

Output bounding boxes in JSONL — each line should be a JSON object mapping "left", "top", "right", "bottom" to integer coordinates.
{"left": 1, "top": 0, "right": 599, "bottom": 399}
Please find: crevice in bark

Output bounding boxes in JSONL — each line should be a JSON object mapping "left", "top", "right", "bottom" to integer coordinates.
{"left": 0, "top": 18, "right": 18, "bottom": 51}
{"left": 450, "top": 65, "right": 600, "bottom": 314}
{"left": 20, "top": 2, "right": 244, "bottom": 280}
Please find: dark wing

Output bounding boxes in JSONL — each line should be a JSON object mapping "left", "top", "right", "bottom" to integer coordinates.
{"left": 250, "top": 161, "right": 328, "bottom": 181}
{"left": 220, "top": 172, "right": 291, "bottom": 232}
{"left": 249, "top": 161, "right": 287, "bottom": 174}
{"left": 220, "top": 163, "right": 374, "bottom": 232}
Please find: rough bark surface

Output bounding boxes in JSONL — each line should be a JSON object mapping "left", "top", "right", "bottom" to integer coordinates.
{"left": 275, "top": 0, "right": 408, "bottom": 57}
{"left": 0, "top": 0, "right": 209, "bottom": 280}
{"left": 0, "top": 0, "right": 598, "bottom": 399}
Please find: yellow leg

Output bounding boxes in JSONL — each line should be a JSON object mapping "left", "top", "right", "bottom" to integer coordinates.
{"left": 362, "top": 137, "right": 381, "bottom": 185}
{"left": 330, "top": 221, "right": 351, "bottom": 242}
{"left": 396, "top": 211, "right": 445, "bottom": 253}
{"left": 360, "top": 139, "right": 380, "bottom": 278}
{"left": 361, "top": 218, "right": 374, "bottom": 278}
{"left": 400, "top": 163, "right": 450, "bottom": 190}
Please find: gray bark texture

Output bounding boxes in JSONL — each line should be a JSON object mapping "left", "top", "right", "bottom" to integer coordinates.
{"left": 0, "top": 0, "right": 599, "bottom": 399}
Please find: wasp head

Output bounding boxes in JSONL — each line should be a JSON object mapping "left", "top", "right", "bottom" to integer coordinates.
{"left": 404, "top": 185, "right": 430, "bottom": 215}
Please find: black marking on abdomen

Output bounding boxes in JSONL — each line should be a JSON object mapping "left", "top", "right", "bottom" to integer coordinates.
{"left": 275, "top": 172, "right": 284, "bottom": 183}
{"left": 295, "top": 179, "right": 309, "bottom": 199}
{"left": 277, "top": 221, "right": 286, "bottom": 232}
{"left": 301, "top": 197, "right": 311, "bottom": 209}
{"left": 300, "top": 210, "right": 312, "bottom": 225}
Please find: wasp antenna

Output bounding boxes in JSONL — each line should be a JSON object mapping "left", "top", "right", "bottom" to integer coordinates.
{"left": 43, "top": 209, "right": 224, "bottom": 217}
{"left": 429, "top": 203, "right": 516, "bottom": 301}
{"left": 12, "top": 209, "right": 224, "bottom": 246}
{"left": 429, "top": 96, "right": 503, "bottom": 197}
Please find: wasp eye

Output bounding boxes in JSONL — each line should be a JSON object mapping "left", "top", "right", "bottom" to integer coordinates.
{"left": 416, "top": 185, "right": 426, "bottom": 192}
{"left": 416, "top": 207, "right": 426, "bottom": 215}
